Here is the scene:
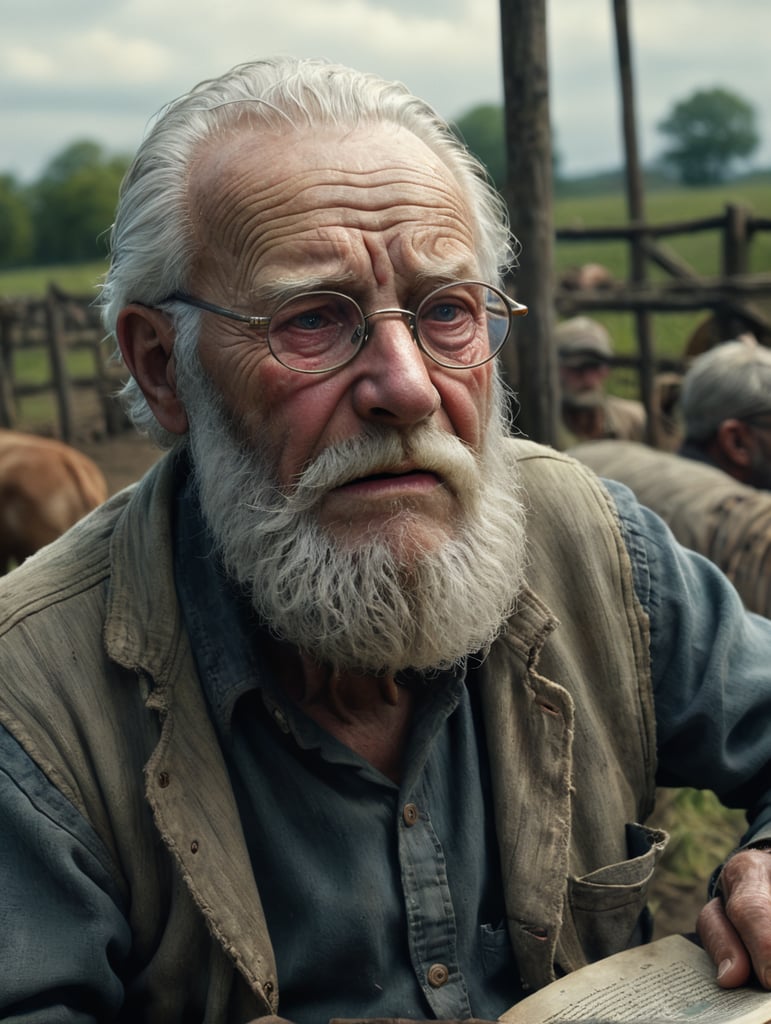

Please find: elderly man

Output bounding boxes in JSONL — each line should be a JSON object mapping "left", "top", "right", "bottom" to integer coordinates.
{"left": 678, "top": 336, "right": 771, "bottom": 489}
{"left": 555, "top": 315, "right": 647, "bottom": 447}
{"left": 1, "top": 58, "right": 771, "bottom": 1023}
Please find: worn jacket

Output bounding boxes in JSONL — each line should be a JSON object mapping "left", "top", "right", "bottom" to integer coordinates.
{"left": 1, "top": 438, "right": 768, "bottom": 1021}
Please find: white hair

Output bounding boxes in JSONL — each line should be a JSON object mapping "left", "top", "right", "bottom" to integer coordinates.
{"left": 681, "top": 336, "right": 771, "bottom": 442}
{"left": 99, "top": 56, "right": 518, "bottom": 447}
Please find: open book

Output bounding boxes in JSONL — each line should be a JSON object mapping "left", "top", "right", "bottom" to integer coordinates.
{"left": 498, "top": 934, "right": 771, "bottom": 1024}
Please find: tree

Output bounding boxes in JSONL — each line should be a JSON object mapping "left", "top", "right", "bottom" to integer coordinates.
{"left": 451, "top": 104, "right": 507, "bottom": 191}
{"left": 0, "top": 175, "right": 34, "bottom": 269}
{"left": 451, "top": 103, "right": 562, "bottom": 193}
{"left": 656, "top": 87, "right": 760, "bottom": 186}
{"left": 30, "top": 140, "right": 131, "bottom": 264}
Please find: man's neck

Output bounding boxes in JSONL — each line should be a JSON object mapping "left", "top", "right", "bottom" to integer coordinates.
{"left": 271, "top": 646, "right": 417, "bottom": 782}
{"left": 562, "top": 404, "right": 607, "bottom": 440}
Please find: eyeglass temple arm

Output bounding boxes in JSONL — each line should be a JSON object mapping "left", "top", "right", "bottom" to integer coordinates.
{"left": 503, "top": 295, "right": 528, "bottom": 317}
{"left": 168, "top": 292, "right": 271, "bottom": 328}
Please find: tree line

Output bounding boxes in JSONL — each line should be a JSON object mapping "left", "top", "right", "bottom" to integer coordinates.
{"left": 0, "top": 86, "right": 761, "bottom": 271}
{"left": 0, "top": 140, "right": 131, "bottom": 270}
{"left": 453, "top": 86, "right": 760, "bottom": 193}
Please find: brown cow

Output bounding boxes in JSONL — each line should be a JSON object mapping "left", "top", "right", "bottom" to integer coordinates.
{"left": 0, "top": 430, "right": 108, "bottom": 572}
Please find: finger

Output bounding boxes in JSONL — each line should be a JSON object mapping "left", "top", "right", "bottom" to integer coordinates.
{"left": 719, "top": 849, "right": 771, "bottom": 988}
{"left": 697, "top": 897, "right": 753, "bottom": 988}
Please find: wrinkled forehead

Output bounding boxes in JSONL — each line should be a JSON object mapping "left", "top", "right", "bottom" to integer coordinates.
{"left": 185, "top": 122, "right": 479, "bottom": 286}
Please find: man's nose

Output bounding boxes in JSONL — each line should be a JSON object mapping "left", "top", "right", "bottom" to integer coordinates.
{"left": 349, "top": 312, "right": 441, "bottom": 426}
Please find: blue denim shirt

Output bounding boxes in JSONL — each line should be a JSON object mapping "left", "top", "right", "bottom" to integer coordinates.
{"left": 2, "top": 468, "right": 771, "bottom": 1021}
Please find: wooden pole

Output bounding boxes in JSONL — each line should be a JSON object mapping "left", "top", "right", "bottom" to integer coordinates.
{"left": 45, "top": 284, "right": 74, "bottom": 442}
{"left": 612, "top": 0, "right": 657, "bottom": 444}
{"left": 499, "top": 0, "right": 558, "bottom": 445}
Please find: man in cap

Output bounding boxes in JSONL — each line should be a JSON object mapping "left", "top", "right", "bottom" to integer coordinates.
{"left": 679, "top": 336, "right": 771, "bottom": 490}
{"left": 555, "top": 316, "right": 646, "bottom": 447}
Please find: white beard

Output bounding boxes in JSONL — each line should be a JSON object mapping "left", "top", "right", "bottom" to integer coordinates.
{"left": 562, "top": 387, "right": 607, "bottom": 411}
{"left": 177, "top": 351, "right": 530, "bottom": 675}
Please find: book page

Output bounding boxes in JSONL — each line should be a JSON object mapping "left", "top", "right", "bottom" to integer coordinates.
{"left": 499, "top": 934, "right": 771, "bottom": 1024}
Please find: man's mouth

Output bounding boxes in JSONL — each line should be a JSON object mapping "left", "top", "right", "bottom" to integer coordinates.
{"left": 336, "top": 467, "right": 442, "bottom": 494}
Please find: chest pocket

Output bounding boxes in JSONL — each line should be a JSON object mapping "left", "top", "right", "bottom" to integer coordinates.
{"left": 567, "top": 822, "right": 668, "bottom": 962}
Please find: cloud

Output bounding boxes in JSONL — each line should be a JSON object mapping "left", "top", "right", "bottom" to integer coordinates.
{"left": 1, "top": 0, "right": 770, "bottom": 181}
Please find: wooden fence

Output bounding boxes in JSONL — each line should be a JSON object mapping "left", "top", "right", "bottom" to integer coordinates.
{"left": 554, "top": 202, "right": 771, "bottom": 357}
{"left": 0, "top": 284, "right": 127, "bottom": 442}
{"left": 548, "top": 201, "right": 771, "bottom": 447}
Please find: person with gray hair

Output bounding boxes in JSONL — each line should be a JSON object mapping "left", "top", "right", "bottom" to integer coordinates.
{"left": 2, "top": 56, "right": 771, "bottom": 1023}
{"left": 679, "top": 336, "right": 771, "bottom": 489}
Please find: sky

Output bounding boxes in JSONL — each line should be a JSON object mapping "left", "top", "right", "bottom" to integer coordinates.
{"left": 2, "top": 0, "right": 770, "bottom": 183}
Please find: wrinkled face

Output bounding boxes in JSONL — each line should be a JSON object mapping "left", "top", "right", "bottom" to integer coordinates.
{"left": 185, "top": 122, "right": 494, "bottom": 559}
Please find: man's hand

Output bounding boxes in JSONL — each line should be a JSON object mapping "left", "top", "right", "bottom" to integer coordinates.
{"left": 697, "top": 848, "right": 771, "bottom": 988}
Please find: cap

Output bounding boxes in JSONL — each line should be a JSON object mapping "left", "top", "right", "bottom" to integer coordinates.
{"left": 555, "top": 317, "right": 613, "bottom": 367}
{"left": 681, "top": 337, "right": 771, "bottom": 441}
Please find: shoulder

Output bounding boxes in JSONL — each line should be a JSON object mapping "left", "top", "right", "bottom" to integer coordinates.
{"left": 605, "top": 394, "right": 647, "bottom": 437}
{"left": 505, "top": 435, "right": 619, "bottom": 502}
{"left": 504, "top": 437, "right": 642, "bottom": 572}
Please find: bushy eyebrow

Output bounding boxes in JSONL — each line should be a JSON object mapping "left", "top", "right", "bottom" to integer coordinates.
{"left": 248, "top": 260, "right": 481, "bottom": 308}
{"left": 247, "top": 272, "right": 360, "bottom": 306}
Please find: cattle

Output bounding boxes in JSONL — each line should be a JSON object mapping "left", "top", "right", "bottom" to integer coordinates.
{"left": 0, "top": 430, "right": 108, "bottom": 573}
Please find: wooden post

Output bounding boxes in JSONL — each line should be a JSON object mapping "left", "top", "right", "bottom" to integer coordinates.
{"left": 44, "top": 284, "right": 74, "bottom": 442}
{"left": 612, "top": 0, "right": 657, "bottom": 445}
{"left": 0, "top": 305, "right": 16, "bottom": 429}
{"left": 499, "top": 0, "right": 558, "bottom": 446}
{"left": 723, "top": 203, "right": 750, "bottom": 277}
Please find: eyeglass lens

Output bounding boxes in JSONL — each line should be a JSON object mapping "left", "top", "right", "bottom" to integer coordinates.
{"left": 268, "top": 282, "right": 511, "bottom": 372}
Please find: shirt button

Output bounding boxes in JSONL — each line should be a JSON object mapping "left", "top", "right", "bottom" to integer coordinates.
{"left": 427, "top": 963, "right": 449, "bottom": 988}
{"left": 402, "top": 803, "right": 419, "bottom": 826}
{"left": 271, "top": 706, "right": 290, "bottom": 733}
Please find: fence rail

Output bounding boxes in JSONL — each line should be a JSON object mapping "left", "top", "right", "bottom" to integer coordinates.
{"left": 553, "top": 202, "right": 771, "bottom": 362}
{"left": 0, "top": 284, "right": 127, "bottom": 441}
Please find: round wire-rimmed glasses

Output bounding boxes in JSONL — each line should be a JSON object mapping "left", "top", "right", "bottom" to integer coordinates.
{"left": 167, "top": 280, "right": 527, "bottom": 374}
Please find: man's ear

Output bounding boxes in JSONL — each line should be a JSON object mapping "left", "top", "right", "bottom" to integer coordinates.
{"left": 716, "top": 419, "right": 754, "bottom": 468}
{"left": 117, "top": 304, "right": 189, "bottom": 435}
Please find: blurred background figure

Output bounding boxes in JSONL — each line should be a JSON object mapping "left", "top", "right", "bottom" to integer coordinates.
{"left": 678, "top": 336, "right": 771, "bottom": 490}
{"left": 555, "top": 316, "right": 646, "bottom": 447}
{"left": 571, "top": 438, "right": 771, "bottom": 618}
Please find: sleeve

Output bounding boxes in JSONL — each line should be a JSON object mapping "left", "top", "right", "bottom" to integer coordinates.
{"left": 603, "top": 477, "right": 771, "bottom": 844}
{"left": 0, "top": 722, "right": 131, "bottom": 1020}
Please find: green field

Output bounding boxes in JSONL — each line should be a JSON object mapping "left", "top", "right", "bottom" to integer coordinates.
{"left": 551, "top": 176, "right": 771, "bottom": 384}
{"left": 0, "top": 261, "right": 106, "bottom": 299}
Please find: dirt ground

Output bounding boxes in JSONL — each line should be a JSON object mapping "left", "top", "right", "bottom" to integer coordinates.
{"left": 77, "top": 427, "right": 163, "bottom": 496}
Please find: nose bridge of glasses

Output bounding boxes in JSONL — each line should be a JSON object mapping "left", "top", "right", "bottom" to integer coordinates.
{"left": 359, "top": 307, "right": 419, "bottom": 346}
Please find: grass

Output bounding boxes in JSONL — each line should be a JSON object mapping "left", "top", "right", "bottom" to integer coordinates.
{"left": 0, "top": 261, "right": 106, "bottom": 300}
{"left": 552, "top": 177, "right": 771, "bottom": 376}
{"left": 652, "top": 788, "right": 746, "bottom": 881}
